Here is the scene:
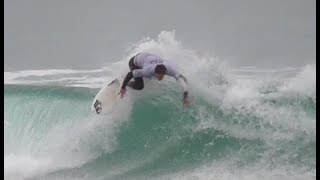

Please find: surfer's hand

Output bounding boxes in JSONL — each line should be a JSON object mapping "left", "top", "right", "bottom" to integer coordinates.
{"left": 182, "top": 96, "right": 190, "bottom": 107}
{"left": 118, "top": 88, "right": 126, "bottom": 98}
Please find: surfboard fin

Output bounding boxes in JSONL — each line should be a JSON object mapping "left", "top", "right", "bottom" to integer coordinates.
{"left": 94, "top": 100, "right": 102, "bottom": 114}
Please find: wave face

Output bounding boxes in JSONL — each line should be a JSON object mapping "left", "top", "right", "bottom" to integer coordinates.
{"left": 4, "top": 31, "right": 316, "bottom": 180}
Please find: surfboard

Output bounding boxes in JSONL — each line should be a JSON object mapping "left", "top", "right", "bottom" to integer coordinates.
{"left": 91, "top": 78, "right": 121, "bottom": 114}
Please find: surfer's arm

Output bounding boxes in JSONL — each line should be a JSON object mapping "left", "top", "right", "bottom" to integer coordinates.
{"left": 176, "top": 74, "right": 190, "bottom": 107}
{"left": 166, "top": 66, "right": 189, "bottom": 99}
{"left": 121, "top": 72, "right": 133, "bottom": 89}
{"left": 177, "top": 74, "right": 188, "bottom": 99}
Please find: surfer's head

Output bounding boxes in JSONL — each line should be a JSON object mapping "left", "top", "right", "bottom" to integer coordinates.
{"left": 155, "top": 64, "right": 166, "bottom": 80}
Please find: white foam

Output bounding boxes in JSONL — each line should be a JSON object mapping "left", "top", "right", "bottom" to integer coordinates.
{"left": 4, "top": 91, "right": 134, "bottom": 179}
{"left": 4, "top": 154, "right": 53, "bottom": 180}
{"left": 152, "top": 159, "right": 315, "bottom": 180}
{"left": 279, "top": 64, "right": 316, "bottom": 98}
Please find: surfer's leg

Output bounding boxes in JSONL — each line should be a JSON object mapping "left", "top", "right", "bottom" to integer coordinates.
{"left": 129, "top": 55, "right": 140, "bottom": 71}
{"left": 127, "top": 54, "right": 144, "bottom": 90}
{"left": 127, "top": 77, "right": 144, "bottom": 90}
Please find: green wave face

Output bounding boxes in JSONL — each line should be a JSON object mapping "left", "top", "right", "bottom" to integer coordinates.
{"left": 4, "top": 84, "right": 316, "bottom": 180}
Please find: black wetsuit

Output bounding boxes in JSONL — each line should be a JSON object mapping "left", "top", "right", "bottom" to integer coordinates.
{"left": 123, "top": 54, "right": 144, "bottom": 90}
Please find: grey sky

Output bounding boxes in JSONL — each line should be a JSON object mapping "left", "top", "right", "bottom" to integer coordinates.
{"left": 4, "top": 0, "right": 316, "bottom": 70}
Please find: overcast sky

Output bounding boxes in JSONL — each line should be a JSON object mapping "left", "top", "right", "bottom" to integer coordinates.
{"left": 4, "top": 0, "right": 316, "bottom": 70}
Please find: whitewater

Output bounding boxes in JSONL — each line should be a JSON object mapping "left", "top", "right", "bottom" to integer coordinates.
{"left": 4, "top": 31, "right": 316, "bottom": 180}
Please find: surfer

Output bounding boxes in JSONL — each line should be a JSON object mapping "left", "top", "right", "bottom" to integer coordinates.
{"left": 119, "top": 53, "right": 190, "bottom": 107}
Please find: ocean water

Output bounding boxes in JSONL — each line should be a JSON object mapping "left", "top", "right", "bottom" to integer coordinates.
{"left": 4, "top": 32, "right": 316, "bottom": 180}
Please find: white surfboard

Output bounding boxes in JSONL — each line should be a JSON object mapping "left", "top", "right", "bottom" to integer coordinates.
{"left": 91, "top": 78, "right": 122, "bottom": 114}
